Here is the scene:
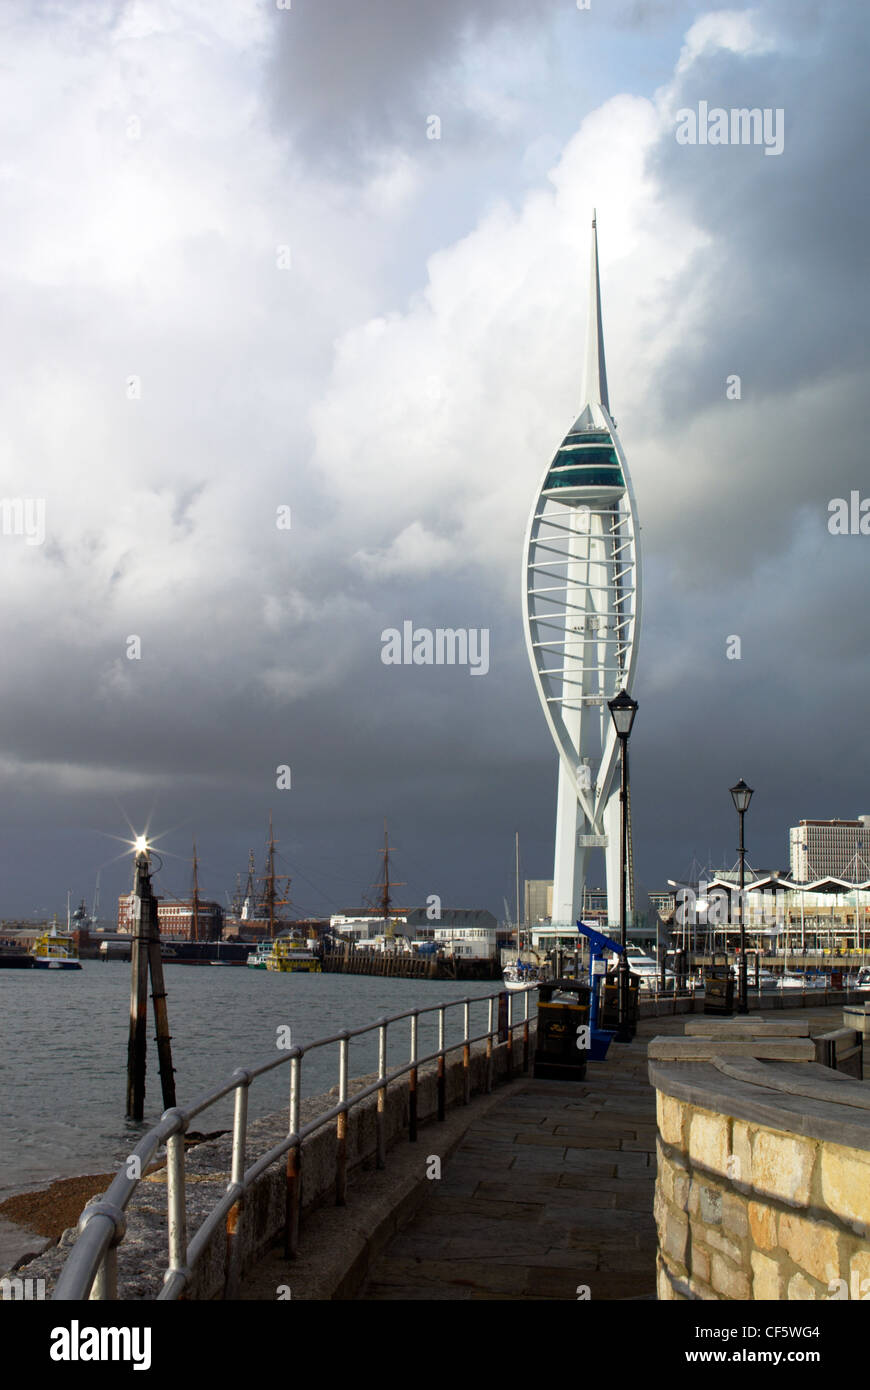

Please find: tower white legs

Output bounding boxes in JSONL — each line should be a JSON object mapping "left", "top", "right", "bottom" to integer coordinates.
{"left": 553, "top": 759, "right": 586, "bottom": 923}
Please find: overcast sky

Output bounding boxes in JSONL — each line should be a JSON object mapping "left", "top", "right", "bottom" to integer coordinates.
{"left": 0, "top": 0, "right": 867, "bottom": 924}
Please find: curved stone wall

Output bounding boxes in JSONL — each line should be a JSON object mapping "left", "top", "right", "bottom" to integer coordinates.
{"left": 651, "top": 1055, "right": 870, "bottom": 1300}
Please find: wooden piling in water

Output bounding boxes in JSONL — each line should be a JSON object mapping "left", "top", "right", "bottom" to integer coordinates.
{"left": 126, "top": 880, "right": 149, "bottom": 1120}
{"left": 126, "top": 849, "right": 176, "bottom": 1119}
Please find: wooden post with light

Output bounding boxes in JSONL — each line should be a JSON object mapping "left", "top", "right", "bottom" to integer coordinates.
{"left": 126, "top": 837, "right": 176, "bottom": 1120}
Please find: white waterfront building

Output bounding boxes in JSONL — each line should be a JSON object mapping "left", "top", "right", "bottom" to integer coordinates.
{"left": 432, "top": 924, "right": 497, "bottom": 959}
{"left": 789, "top": 818, "right": 870, "bottom": 881}
{"left": 329, "top": 908, "right": 497, "bottom": 956}
{"left": 522, "top": 213, "right": 641, "bottom": 932}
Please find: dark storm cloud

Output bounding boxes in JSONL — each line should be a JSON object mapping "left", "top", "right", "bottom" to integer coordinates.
{"left": 3, "top": 0, "right": 869, "bottom": 927}
{"left": 649, "top": 0, "right": 870, "bottom": 419}
{"left": 266, "top": 0, "right": 561, "bottom": 166}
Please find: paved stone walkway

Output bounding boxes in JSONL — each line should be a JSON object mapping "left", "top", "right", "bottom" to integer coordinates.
{"left": 236, "top": 1001, "right": 862, "bottom": 1301}
{"left": 356, "top": 1020, "right": 675, "bottom": 1301}
{"left": 356, "top": 1004, "right": 865, "bottom": 1301}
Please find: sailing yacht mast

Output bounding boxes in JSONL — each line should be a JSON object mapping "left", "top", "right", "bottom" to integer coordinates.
{"left": 515, "top": 832, "right": 521, "bottom": 955}
{"left": 191, "top": 839, "right": 201, "bottom": 943}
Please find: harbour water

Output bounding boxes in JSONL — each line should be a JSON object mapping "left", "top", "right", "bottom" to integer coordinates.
{"left": 0, "top": 962, "right": 503, "bottom": 1200}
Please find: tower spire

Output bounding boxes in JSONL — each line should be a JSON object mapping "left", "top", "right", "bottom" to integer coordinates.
{"left": 582, "top": 210, "right": 609, "bottom": 412}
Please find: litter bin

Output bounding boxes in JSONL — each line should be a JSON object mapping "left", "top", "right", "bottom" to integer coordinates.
{"left": 703, "top": 962, "right": 734, "bottom": 1015}
{"left": 599, "top": 971, "right": 640, "bottom": 1036}
{"left": 534, "top": 979, "right": 592, "bottom": 1081}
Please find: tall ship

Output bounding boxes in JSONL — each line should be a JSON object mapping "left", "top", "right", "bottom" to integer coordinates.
{"left": 229, "top": 815, "right": 323, "bottom": 974}
{"left": 229, "top": 814, "right": 294, "bottom": 939}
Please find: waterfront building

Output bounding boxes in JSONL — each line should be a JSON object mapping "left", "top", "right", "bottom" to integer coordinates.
{"left": 329, "top": 907, "right": 497, "bottom": 950}
{"left": 329, "top": 909, "right": 406, "bottom": 942}
{"left": 432, "top": 923, "right": 497, "bottom": 959}
{"left": 649, "top": 889, "right": 676, "bottom": 921}
{"left": 789, "top": 817, "right": 870, "bottom": 881}
{"left": 522, "top": 879, "right": 612, "bottom": 927}
{"left": 524, "top": 879, "right": 553, "bottom": 924}
{"left": 667, "top": 867, "right": 870, "bottom": 955}
{"left": 117, "top": 894, "right": 223, "bottom": 941}
{"left": 522, "top": 213, "right": 641, "bottom": 932}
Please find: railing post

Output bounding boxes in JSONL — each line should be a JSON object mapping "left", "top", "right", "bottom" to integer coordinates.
{"left": 336, "top": 1032, "right": 349, "bottom": 1204}
{"left": 485, "top": 996, "right": 494, "bottom": 1094}
{"left": 89, "top": 1245, "right": 117, "bottom": 1301}
{"left": 409, "top": 1012, "right": 418, "bottom": 1141}
{"left": 522, "top": 988, "right": 530, "bottom": 1072}
{"left": 376, "top": 1021, "right": 387, "bottom": 1170}
{"left": 437, "top": 1006, "right": 446, "bottom": 1120}
{"left": 57, "top": 986, "right": 529, "bottom": 1301}
{"left": 506, "top": 991, "right": 514, "bottom": 1077}
{"left": 57, "top": 1199, "right": 126, "bottom": 1302}
{"left": 165, "top": 1118, "right": 189, "bottom": 1297}
{"left": 284, "top": 1050, "right": 301, "bottom": 1257}
{"left": 224, "top": 1071, "right": 250, "bottom": 1298}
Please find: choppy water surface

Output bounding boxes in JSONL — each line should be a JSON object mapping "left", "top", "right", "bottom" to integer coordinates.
{"left": 0, "top": 963, "right": 503, "bottom": 1198}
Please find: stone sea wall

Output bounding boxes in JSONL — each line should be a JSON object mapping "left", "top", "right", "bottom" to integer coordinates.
{"left": 651, "top": 1049, "right": 870, "bottom": 1300}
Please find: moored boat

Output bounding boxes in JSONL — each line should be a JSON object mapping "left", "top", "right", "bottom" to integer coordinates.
{"left": 503, "top": 960, "right": 540, "bottom": 992}
{"left": 246, "top": 941, "right": 271, "bottom": 969}
{"left": 30, "top": 922, "right": 82, "bottom": 971}
{"left": 265, "top": 932, "right": 321, "bottom": 973}
{"left": 624, "top": 945, "right": 676, "bottom": 992}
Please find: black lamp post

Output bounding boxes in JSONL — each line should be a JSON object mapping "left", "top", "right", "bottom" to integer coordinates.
{"left": 608, "top": 688, "right": 638, "bottom": 1041}
{"left": 730, "top": 778, "right": 754, "bottom": 1015}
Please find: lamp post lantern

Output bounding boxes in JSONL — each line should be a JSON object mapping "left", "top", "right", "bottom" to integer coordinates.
{"left": 730, "top": 778, "right": 754, "bottom": 1015}
{"left": 608, "top": 689, "right": 638, "bottom": 1040}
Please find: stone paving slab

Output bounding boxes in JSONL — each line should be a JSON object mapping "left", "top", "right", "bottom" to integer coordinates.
{"left": 358, "top": 1027, "right": 660, "bottom": 1302}
{"left": 240, "top": 1002, "right": 857, "bottom": 1302}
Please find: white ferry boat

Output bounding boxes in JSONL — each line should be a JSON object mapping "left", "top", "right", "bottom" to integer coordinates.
{"left": 246, "top": 941, "right": 271, "bottom": 970}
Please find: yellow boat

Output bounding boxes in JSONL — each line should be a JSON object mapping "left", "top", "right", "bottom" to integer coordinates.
{"left": 265, "top": 932, "right": 321, "bottom": 973}
{"left": 30, "top": 922, "right": 82, "bottom": 971}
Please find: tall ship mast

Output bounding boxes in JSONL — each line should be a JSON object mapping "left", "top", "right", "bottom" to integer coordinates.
{"left": 367, "top": 820, "right": 405, "bottom": 925}
{"left": 191, "top": 839, "right": 201, "bottom": 943}
{"left": 257, "top": 811, "right": 293, "bottom": 938}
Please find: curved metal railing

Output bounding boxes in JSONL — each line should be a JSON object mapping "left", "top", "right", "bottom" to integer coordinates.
{"left": 53, "top": 983, "right": 537, "bottom": 1301}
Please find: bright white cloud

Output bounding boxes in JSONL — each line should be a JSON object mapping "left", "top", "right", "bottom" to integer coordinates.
{"left": 353, "top": 521, "right": 457, "bottom": 578}
{"left": 675, "top": 8, "right": 777, "bottom": 75}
